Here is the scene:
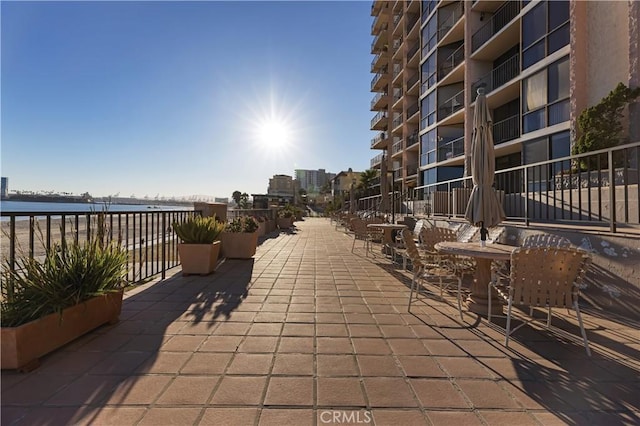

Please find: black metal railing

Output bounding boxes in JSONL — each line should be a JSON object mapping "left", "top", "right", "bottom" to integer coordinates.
{"left": 438, "top": 44, "right": 465, "bottom": 80}
{"left": 392, "top": 114, "right": 403, "bottom": 129}
{"left": 371, "top": 111, "right": 388, "bottom": 127}
{"left": 437, "top": 135, "right": 465, "bottom": 161}
{"left": 413, "top": 141, "right": 640, "bottom": 232}
{"left": 405, "top": 13, "right": 420, "bottom": 34}
{"left": 437, "top": 89, "right": 465, "bottom": 120}
{"left": 392, "top": 139, "right": 404, "bottom": 155}
{"left": 1, "top": 209, "right": 200, "bottom": 284}
{"left": 406, "top": 102, "right": 419, "bottom": 120}
{"left": 471, "top": 54, "right": 519, "bottom": 100}
{"left": 407, "top": 131, "right": 419, "bottom": 147}
{"left": 471, "top": 1, "right": 521, "bottom": 52}
{"left": 371, "top": 131, "right": 387, "bottom": 148}
{"left": 406, "top": 41, "right": 420, "bottom": 62}
{"left": 406, "top": 72, "right": 419, "bottom": 89}
{"left": 437, "top": 1, "right": 464, "bottom": 38}
{"left": 371, "top": 91, "right": 388, "bottom": 109}
{"left": 493, "top": 115, "right": 520, "bottom": 145}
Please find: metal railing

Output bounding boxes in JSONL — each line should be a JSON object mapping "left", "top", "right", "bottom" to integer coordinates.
{"left": 471, "top": 1, "right": 521, "bottom": 52}
{"left": 437, "top": 89, "right": 465, "bottom": 120}
{"left": 1, "top": 209, "right": 200, "bottom": 284}
{"left": 437, "top": 1, "right": 464, "bottom": 38}
{"left": 392, "top": 114, "right": 403, "bottom": 129}
{"left": 370, "top": 153, "right": 384, "bottom": 168}
{"left": 437, "top": 135, "right": 465, "bottom": 161}
{"left": 371, "top": 91, "right": 388, "bottom": 109}
{"left": 370, "top": 69, "right": 387, "bottom": 90}
{"left": 493, "top": 115, "right": 520, "bottom": 145}
{"left": 406, "top": 72, "right": 419, "bottom": 89}
{"left": 371, "top": 111, "right": 388, "bottom": 127}
{"left": 406, "top": 41, "right": 420, "bottom": 62}
{"left": 438, "top": 43, "right": 465, "bottom": 80}
{"left": 413, "top": 142, "right": 640, "bottom": 233}
{"left": 406, "top": 102, "right": 419, "bottom": 120}
{"left": 407, "top": 131, "right": 419, "bottom": 147}
{"left": 392, "top": 139, "right": 404, "bottom": 155}
{"left": 471, "top": 54, "right": 519, "bottom": 101}
{"left": 371, "top": 131, "right": 387, "bottom": 148}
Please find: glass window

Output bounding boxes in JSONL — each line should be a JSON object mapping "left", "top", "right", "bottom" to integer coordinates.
{"left": 548, "top": 57, "right": 569, "bottom": 103}
{"left": 522, "top": 2, "right": 546, "bottom": 49}
{"left": 523, "top": 40, "right": 545, "bottom": 69}
{"left": 421, "top": 53, "right": 437, "bottom": 91}
{"left": 550, "top": 131, "right": 571, "bottom": 175}
{"left": 422, "top": 15, "right": 437, "bottom": 54}
{"left": 548, "top": 23, "right": 569, "bottom": 55}
{"left": 549, "top": 1, "right": 569, "bottom": 31}
{"left": 523, "top": 109, "right": 545, "bottom": 133}
{"left": 548, "top": 100, "right": 569, "bottom": 126}
{"left": 523, "top": 71, "right": 547, "bottom": 112}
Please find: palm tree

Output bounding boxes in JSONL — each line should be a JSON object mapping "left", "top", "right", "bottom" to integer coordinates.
{"left": 358, "top": 169, "right": 379, "bottom": 196}
{"left": 232, "top": 191, "right": 242, "bottom": 206}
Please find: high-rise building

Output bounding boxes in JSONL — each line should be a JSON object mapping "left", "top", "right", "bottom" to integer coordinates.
{"left": 1, "top": 177, "right": 8, "bottom": 198}
{"left": 295, "top": 169, "right": 336, "bottom": 194}
{"left": 370, "top": 0, "right": 639, "bottom": 197}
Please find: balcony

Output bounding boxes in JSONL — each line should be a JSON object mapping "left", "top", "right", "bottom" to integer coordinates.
{"left": 370, "top": 153, "right": 383, "bottom": 168}
{"left": 392, "top": 139, "right": 404, "bottom": 155}
{"left": 471, "top": 53, "right": 519, "bottom": 101}
{"left": 371, "top": 131, "right": 388, "bottom": 149}
{"left": 406, "top": 162, "right": 419, "bottom": 176}
{"left": 370, "top": 68, "right": 388, "bottom": 91}
{"left": 405, "top": 13, "right": 419, "bottom": 35}
{"left": 406, "top": 41, "right": 420, "bottom": 63}
{"left": 493, "top": 114, "right": 520, "bottom": 145}
{"left": 371, "top": 51, "right": 387, "bottom": 72}
{"left": 437, "top": 135, "right": 465, "bottom": 161}
{"left": 437, "top": 89, "right": 465, "bottom": 120}
{"left": 438, "top": 44, "right": 465, "bottom": 80}
{"left": 406, "top": 102, "right": 419, "bottom": 121}
{"left": 437, "top": 1, "right": 464, "bottom": 39}
{"left": 370, "top": 91, "right": 389, "bottom": 111}
{"left": 392, "top": 114, "right": 403, "bottom": 130}
{"left": 371, "top": 111, "right": 388, "bottom": 129}
{"left": 472, "top": 1, "right": 522, "bottom": 52}
{"left": 406, "top": 72, "right": 419, "bottom": 91}
{"left": 406, "top": 131, "right": 419, "bottom": 148}
{"left": 392, "top": 87, "right": 403, "bottom": 104}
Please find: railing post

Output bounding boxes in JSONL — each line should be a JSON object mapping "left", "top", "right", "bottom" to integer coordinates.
{"left": 161, "top": 212, "right": 166, "bottom": 280}
{"left": 524, "top": 167, "right": 529, "bottom": 226}
{"left": 609, "top": 150, "right": 616, "bottom": 233}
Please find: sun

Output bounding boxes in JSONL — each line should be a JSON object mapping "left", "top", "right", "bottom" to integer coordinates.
{"left": 256, "top": 119, "right": 291, "bottom": 149}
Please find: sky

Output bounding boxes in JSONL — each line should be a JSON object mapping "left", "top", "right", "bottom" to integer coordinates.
{"left": 1, "top": 0, "right": 375, "bottom": 200}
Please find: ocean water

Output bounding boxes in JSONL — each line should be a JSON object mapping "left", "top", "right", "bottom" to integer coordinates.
{"left": 0, "top": 200, "right": 194, "bottom": 214}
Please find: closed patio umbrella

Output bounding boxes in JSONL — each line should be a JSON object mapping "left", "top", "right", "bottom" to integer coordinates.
{"left": 465, "top": 87, "right": 505, "bottom": 245}
{"left": 379, "top": 153, "right": 389, "bottom": 215}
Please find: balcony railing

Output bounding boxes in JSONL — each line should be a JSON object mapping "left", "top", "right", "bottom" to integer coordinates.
{"left": 493, "top": 115, "right": 520, "bottom": 145}
{"left": 437, "top": 1, "right": 464, "bottom": 38}
{"left": 413, "top": 141, "right": 640, "bottom": 233}
{"left": 437, "top": 135, "right": 465, "bottom": 161}
{"left": 393, "top": 13, "right": 402, "bottom": 28}
{"left": 406, "top": 72, "right": 419, "bottom": 89}
{"left": 392, "top": 114, "right": 403, "bottom": 129}
{"left": 471, "top": 54, "right": 520, "bottom": 100}
{"left": 437, "top": 44, "right": 465, "bottom": 80}
{"left": 370, "top": 69, "right": 387, "bottom": 90}
{"left": 393, "top": 87, "right": 403, "bottom": 103}
{"left": 472, "top": 1, "right": 521, "bottom": 52}
{"left": 393, "top": 63, "right": 402, "bottom": 79}
{"left": 370, "top": 131, "right": 387, "bottom": 148}
{"left": 407, "top": 131, "right": 419, "bottom": 147}
{"left": 437, "top": 89, "right": 465, "bottom": 120}
{"left": 406, "top": 41, "right": 420, "bottom": 62}
{"left": 405, "top": 13, "right": 419, "bottom": 34}
{"left": 370, "top": 153, "right": 383, "bottom": 168}
{"left": 371, "top": 91, "right": 388, "bottom": 109}
{"left": 393, "top": 37, "right": 403, "bottom": 50}
{"left": 406, "top": 102, "right": 419, "bottom": 120}
{"left": 371, "top": 111, "right": 388, "bottom": 127}
{"left": 392, "top": 139, "right": 403, "bottom": 155}
{"left": 407, "top": 163, "right": 419, "bottom": 176}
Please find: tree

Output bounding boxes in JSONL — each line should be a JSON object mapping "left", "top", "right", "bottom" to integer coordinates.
{"left": 573, "top": 83, "right": 640, "bottom": 168}
{"left": 232, "top": 191, "right": 242, "bottom": 206}
{"left": 239, "top": 192, "right": 250, "bottom": 209}
{"left": 358, "top": 169, "right": 379, "bottom": 196}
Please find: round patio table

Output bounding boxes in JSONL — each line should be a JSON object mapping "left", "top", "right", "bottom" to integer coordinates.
{"left": 367, "top": 223, "right": 407, "bottom": 256}
{"left": 434, "top": 241, "right": 516, "bottom": 315}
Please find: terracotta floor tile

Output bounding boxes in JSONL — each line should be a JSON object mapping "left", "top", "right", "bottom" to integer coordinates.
{"left": 210, "top": 376, "right": 268, "bottom": 405}
{"left": 344, "top": 313, "right": 377, "bottom": 324}
{"left": 226, "top": 311, "right": 257, "bottom": 322}
{"left": 13, "top": 407, "right": 93, "bottom": 426}
{"left": 380, "top": 325, "right": 417, "bottom": 338}
{"left": 155, "top": 376, "right": 218, "bottom": 405}
{"left": 248, "top": 323, "right": 284, "bottom": 336}
{"left": 436, "top": 357, "right": 494, "bottom": 379}
{"left": 357, "top": 355, "right": 402, "bottom": 377}
{"left": 387, "top": 339, "right": 430, "bottom": 356}
{"left": 479, "top": 410, "right": 539, "bottom": 425}
{"left": 410, "top": 378, "right": 471, "bottom": 409}
{"left": 282, "top": 323, "right": 315, "bottom": 336}
{"left": 421, "top": 339, "right": 467, "bottom": 356}
{"left": 316, "top": 324, "right": 349, "bottom": 337}
{"left": 254, "top": 312, "right": 287, "bottom": 322}
{"left": 372, "top": 409, "right": 429, "bottom": 426}
{"left": 455, "top": 379, "right": 521, "bottom": 409}
{"left": 44, "top": 375, "right": 120, "bottom": 406}
{"left": 317, "top": 377, "right": 366, "bottom": 407}
{"left": 278, "top": 337, "right": 314, "bottom": 353}
{"left": 213, "top": 322, "right": 251, "bottom": 335}
{"left": 88, "top": 352, "right": 153, "bottom": 375}
{"left": 316, "top": 337, "right": 354, "bottom": 354}
{"left": 260, "top": 409, "right": 314, "bottom": 426}
{"left": 348, "top": 324, "right": 383, "bottom": 338}
{"left": 264, "top": 377, "right": 314, "bottom": 406}
{"left": 103, "top": 375, "right": 172, "bottom": 405}
{"left": 200, "top": 408, "right": 259, "bottom": 426}
{"left": 317, "top": 354, "right": 359, "bottom": 376}
{"left": 425, "top": 410, "right": 484, "bottom": 425}
{"left": 178, "top": 322, "right": 218, "bottom": 335}
{"left": 351, "top": 338, "right": 391, "bottom": 355}
{"left": 199, "top": 335, "right": 243, "bottom": 352}
{"left": 161, "top": 335, "right": 207, "bottom": 351}
{"left": 272, "top": 354, "right": 314, "bottom": 375}
{"left": 238, "top": 336, "right": 279, "bottom": 353}
{"left": 363, "top": 377, "right": 419, "bottom": 408}
{"left": 227, "top": 353, "right": 274, "bottom": 375}
{"left": 137, "top": 407, "right": 202, "bottom": 425}
{"left": 76, "top": 407, "right": 146, "bottom": 426}
{"left": 286, "top": 313, "right": 316, "bottom": 323}
{"left": 262, "top": 303, "right": 289, "bottom": 312}
{"left": 397, "top": 356, "right": 448, "bottom": 378}
{"left": 180, "top": 352, "right": 232, "bottom": 375}
{"left": 288, "top": 303, "right": 315, "bottom": 313}
{"left": 316, "top": 313, "right": 346, "bottom": 323}
{"left": 39, "top": 351, "right": 109, "bottom": 375}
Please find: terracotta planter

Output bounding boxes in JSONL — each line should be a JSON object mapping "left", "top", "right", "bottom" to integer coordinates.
{"left": 277, "top": 217, "right": 293, "bottom": 229}
{"left": 220, "top": 232, "right": 258, "bottom": 259}
{"left": 177, "top": 241, "right": 221, "bottom": 275}
{"left": 1, "top": 291, "right": 124, "bottom": 372}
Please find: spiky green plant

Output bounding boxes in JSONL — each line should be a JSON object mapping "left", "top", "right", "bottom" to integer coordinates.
{"left": 172, "top": 215, "right": 224, "bottom": 244}
{"left": 1, "top": 239, "right": 129, "bottom": 327}
{"left": 225, "top": 216, "right": 259, "bottom": 233}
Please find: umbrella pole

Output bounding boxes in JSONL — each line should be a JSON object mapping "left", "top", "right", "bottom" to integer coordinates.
{"left": 480, "top": 222, "right": 488, "bottom": 247}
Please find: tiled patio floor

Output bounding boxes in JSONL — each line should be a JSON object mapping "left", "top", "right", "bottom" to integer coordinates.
{"left": 2, "top": 218, "right": 639, "bottom": 425}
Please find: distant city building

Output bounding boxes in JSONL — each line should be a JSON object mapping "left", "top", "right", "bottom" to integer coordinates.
{"left": 214, "top": 197, "right": 229, "bottom": 204}
{"left": 294, "top": 169, "right": 336, "bottom": 194}
{"left": 268, "top": 174, "right": 295, "bottom": 203}
{"left": 331, "top": 168, "right": 361, "bottom": 198}
{"left": 1, "top": 177, "right": 8, "bottom": 198}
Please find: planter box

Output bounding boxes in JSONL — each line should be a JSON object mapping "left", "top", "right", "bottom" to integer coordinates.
{"left": 221, "top": 232, "right": 258, "bottom": 259}
{"left": 1, "top": 291, "right": 124, "bottom": 372}
{"left": 178, "top": 241, "right": 221, "bottom": 275}
{"left": 277, "top": 217, "right": 293, "bottom": 229}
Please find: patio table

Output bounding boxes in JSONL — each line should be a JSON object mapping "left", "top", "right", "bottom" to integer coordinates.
{"left": 435, "top": 241, "right": 516, "bottom": 315}
{"left": 367, "top": 223, "right": 407, "bottom": 256}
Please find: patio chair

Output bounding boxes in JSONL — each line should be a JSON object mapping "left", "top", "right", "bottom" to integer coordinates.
{"left": 419, "top": 226, "right": 475, "bottom": 279}
{"left": 488, "top": 246, "right": 593, "bottom": 356}
{"left": 522, "top": 234, "right": 571, "bottom": 248}
{"left": 350, "top": 217, "right": 380, "bottom": 257}
{"left": 404, "top": 229, "right": 462, "bottom": 319}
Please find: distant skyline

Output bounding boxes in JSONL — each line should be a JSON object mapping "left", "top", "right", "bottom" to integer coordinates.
{"left": 1, "top": 1, "right": 374, "bottom": 200}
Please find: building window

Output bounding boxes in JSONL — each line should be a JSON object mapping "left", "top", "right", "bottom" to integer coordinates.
{"left": 522, "top": 56, "right": 569, "bottom": 133}
{"left": 422, "top": 0, "right": 437, "bottom": 22}
{"left": 522, "top": 130, "right": 570, "bottom": 190}
{"left": 422, "top": 14, "right": 438, "bottom": 57}
{"left": 420, "top": 91, "right": 436, "bottom": 130}
{"left": 420, "top": 129, "right": 437, "bottom": 166}
{"left": 522, "top": 0, "right": 569, "bottom": 69}
{"left": 421, "top": 52, "right": 436, "bottom": 94}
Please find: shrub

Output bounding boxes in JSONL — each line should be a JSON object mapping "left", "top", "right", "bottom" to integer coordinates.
{"left": 226, "top": 216, "right": 259, "bottom": 233}
{"left": 172, "top": 215, "right": 224, "bottom": 244}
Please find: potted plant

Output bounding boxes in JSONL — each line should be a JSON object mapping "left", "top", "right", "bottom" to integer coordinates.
{"left": 173, "top": 215, "right": 224, "bottom": 275}
{"left": 220, "top": 216, "right": 259, "bottom": 259}
{"left": 277, "top": 206, "right": 295, "bottom": 229}
{"left": 1, "top": 238, "right": 128, "bottom": 371}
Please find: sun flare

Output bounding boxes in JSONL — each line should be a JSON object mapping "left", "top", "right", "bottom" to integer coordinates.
{"left": 256, "top": 119, "right": 291, "bottom": 149}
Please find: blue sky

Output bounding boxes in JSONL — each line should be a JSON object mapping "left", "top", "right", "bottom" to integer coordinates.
{"left": 1, "top": 1, "right": 374, "bottom": 199}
